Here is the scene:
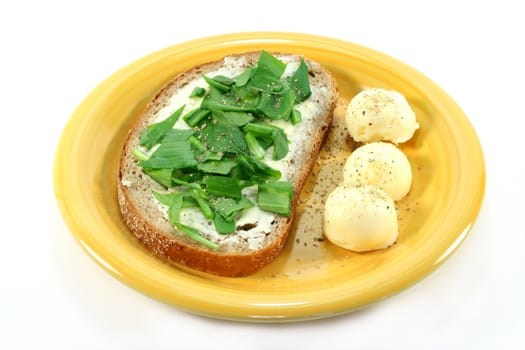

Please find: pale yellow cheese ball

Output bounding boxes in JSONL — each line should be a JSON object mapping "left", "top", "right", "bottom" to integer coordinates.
{"left": 343, "top": 142, "right": 412, "bottom": 201}
{"left": 345, "top": 88, "right": 419, "bottom": 143}
{"left": 323, "top": 185, "right": 398, "bottom": 252}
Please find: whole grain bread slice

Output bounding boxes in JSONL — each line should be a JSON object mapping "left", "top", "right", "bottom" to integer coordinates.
{"left": 118, "top": 52, "right": 338, "bottom": 276}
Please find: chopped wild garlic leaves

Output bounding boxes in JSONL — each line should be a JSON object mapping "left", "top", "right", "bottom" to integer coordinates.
{"left": 134, "top": 51, "right": 313, "bottom": 248}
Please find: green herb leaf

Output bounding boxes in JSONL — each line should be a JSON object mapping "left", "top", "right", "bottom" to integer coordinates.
{"left": 197, "top": 159, "right": 237, "bottom": 175}
{"left": 190, "top": 87, "right": 206, "bottom": 98}
{"left": 211, "top": 75, "right": 235, "bottom": 86}
{"left": 204, "top": 176, "right": 242, "bottom": 199}
{"left": 132, "top": 149, "right": 149, "bottom": 161}
{"left": 244, "top": 122, "right": 275, "bottom": 138}
{"left": 271, "top": 129, "right": 289, "bottom": 161}
{"left": 183, "top": 108, "right": 211, "bottom": 128}
{"left": 290, "top": 108, "right": 302, "bottom": 125}
{"left": 244, "top": 132, "right": 266, "bottom": 159}
{"left": 213, "top": 214, "right": 236, "bottom": 234}
{"left": 152, "top": 191, "right": 184, "bottom": 224}
{"left": 175, "top": 223, "right": 219, "bottom": 250}
{"left": 231, "top": 85, "right": 260, "bottom": 108}
{"left": 152, "top": 190, "right": 178, "bottom": 206}
{"left": 182, "top": 195, "right": 199, "bottom": 208}
{"left": 139, "top": 106, "right": 185, "bottom": 150}
{"left": 212, "top": 197, "right": 254, "bottom": 221}
{"left": 244, "top": 156, "right": 281, "bottom": 181}
{"left": 254, "top": 50, "right": 286, "bottom": 79}
{"left": 234, "top": 67, "right": 254, "bottom": 87}
{"left": 289, "top": 60, "right": 312, "bottom": 102}
{"left": 256, "top": 136, "right": 273, "bottom": 150}
{"left": 172, "top": 178, "right": 206, "bottom": 198}
{"left": 262, "top": 181, "right": 294, "bottom": 197}
{"left": 235, "top": 155, "right": 256, "bottom": 179}
{"left": 159, "top": 129, "right": 194, "bottom": 143}
{"left": 213, "top": 110, "right": 254, "bottom": 126}
{"left": 140, "top": 139, "right": 197, "bottom": 169}
{"left": 257, "top": 89, "right": 296, "bottom": 120}
{"left": 144, "top": 168, "right": 173, "bottom": 187}
{"left": 202, "top": 151, "right": 224, "bottom": 161}
{"left": 202, "top": 100, "right": 256, "bottom": 113}
{"left": 200, "top": 83, "right": 259, "bottom": 112}
{"left": 257, "top": 181, "right": 294, "bottom": 216}
{"left": 197, "top": 122, "right": 248, "bottom": 155}
{"left": 203, "top": 75, "right": 231, "bottom": 92}
{"left": 190, "top": 189, "right": 213, "bottom": 219}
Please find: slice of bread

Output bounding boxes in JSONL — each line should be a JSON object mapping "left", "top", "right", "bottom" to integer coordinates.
{"left": 118, "top": 52, "right": 338, "bottom": 276}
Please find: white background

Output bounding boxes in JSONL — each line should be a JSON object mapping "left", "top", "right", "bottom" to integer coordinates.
{"left": 1, "top": 0, "right": 523, "bottom": 349}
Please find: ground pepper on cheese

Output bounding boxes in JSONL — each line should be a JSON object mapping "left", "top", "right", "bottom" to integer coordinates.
{"left": 323, "top": 88, "right": 417, "bottom": 252}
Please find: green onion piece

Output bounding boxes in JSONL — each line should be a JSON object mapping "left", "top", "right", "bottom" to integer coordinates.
{"left": 254, "top": 50, "right": 286, "bottom": 79}
{"left": 245, "top": 132, "right": 266, "bottom": 159}
{"left": 152, "top": 191, "right": 189, "bottom": 228}
{"left": 202, "top": 151, "right": 224, "bottom": 161}
{"left": 183, "top": 108, "right": 211, "bottom": 127}
{"left": 256, "top": 136, "right": 273, "bottom": 149}
{"left": 188, "top": 135, "right": 205, "bottom": 151}
{"left": 132, "top": 149, "right": 149, "bottom": 161}
{"left": 290, "top": 109, "right": 302, "bottom": 125}
{"left": 201, "top": 100, "right": 255, "bottom": 112}
{"left": 234, "top": 67, "right": 254, "bottom": 87}
{"left": 249, "top": 74, "right": 281, "bottom": 93}
{"left": 239, "top": 180, "right": 256, "bottom": 189}
{"left": 246, "top": 156, "right": 281, "bottom": 181}
{"left": 189, "top": 87, "right": 206, "bottom": 98}
{"left": 289, "top": 59, "right": 312, "bottom": 102}
{"left": 257, "top": 181, "right": 294, "bottom": 216}
{"left": 213, "top": 214, "right": 236, "bottom": 234}
{"left": 171, "top": 177, "right": 205, "bottom": 193}
{"left": 175, "top": 223, "right": 219, "bottom": 250}
{"left": 190, "top": 189, "right": 213, "bottom": 219}
{"left": 145, "top": 168, "right": 173, "bottom": 187}
{"left": 197, "top": 159, "right": 236, "bottom": 175}
{"left": 159, "top": 129, "right": 194, "bottom": 143}
{"left": 244, "top": 122, "right": 275, "bottom": 138}
{"left": 152, "top": 191, "right": 184, "bottom": 223}
{"left": 204, "top": 176, "right": 242, "bottom": 199}
{"left": 152, "top": 190, "right": 178, "bottom": 206}
{"left": 153, "top": 190, "right": 218, "bottom": 249}
{"left": 182, "top": 197, "right": 198, "bottom": 208}
{"left": 203, "top": 75, "right": 231, "bottom": 92}
{"left": 173, "top": 188, "right": 197, "bottom": 207}
{"left": 271, "top": 129, "right": 289, "bottom": 161}
{"left": 172, "top": 168, "right": 203, "bottom": 183}
{"left": 262, "top": 181, "right": 294, "bottom": 197}
{"left": 213, "top": 111, "right": 254, "bottom": 126}
{"left": 211, "top": 75, "right": 235, "bottom": 86}
{"left": 257, "top": 89, "right": 296, "bottom": 120}
{"left": 212, "top": 197, "right": 254, "bottom": 221}
{"left": 197, "top": 123, "right": 248, "bottom": 155}
{"left": 235, "top": 155, "right": 256, "bottom": 179}
{"left": 167, "top": 194, "right": 184, "bottom": 224}
{"left": 139, "top": 105, "right": 185, "bottom": 150}
{"left": 249, "top": 51, "right": 287, "bottom": 92}
{"left": 139, "top": 139, "right": 197, "bottom": 169}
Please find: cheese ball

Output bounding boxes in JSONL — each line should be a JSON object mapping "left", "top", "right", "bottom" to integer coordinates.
{"left": 343, "top": 142, "right": 412, "bottom": 201}
{"left": 323, "top": 185, "right": 398, "bottom": 252}
{"left": 345, "top": 88, "right": 419, "bottom": 143}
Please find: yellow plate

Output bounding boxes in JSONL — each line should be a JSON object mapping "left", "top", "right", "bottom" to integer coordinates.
{"left": 53, "top": 32, "right": 485, "bottom": 322}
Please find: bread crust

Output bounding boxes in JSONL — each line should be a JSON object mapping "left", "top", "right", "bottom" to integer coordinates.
{"left": 118, "top": 52, "right": 338, "bottom": 276}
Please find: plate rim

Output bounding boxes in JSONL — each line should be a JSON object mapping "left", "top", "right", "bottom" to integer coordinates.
{"left": 53, "top": 31, "right": 486, "bottom": 322}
